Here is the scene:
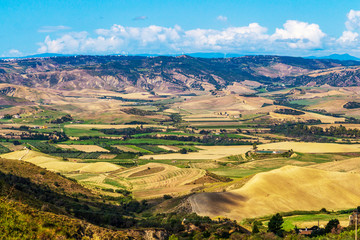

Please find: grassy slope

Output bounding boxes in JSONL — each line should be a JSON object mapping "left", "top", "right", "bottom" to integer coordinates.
{"left": 0, "top": 158, "right": 137, "bottom": 239}
{"left": 190, "top": 165, "right": 360, "bottom": 220}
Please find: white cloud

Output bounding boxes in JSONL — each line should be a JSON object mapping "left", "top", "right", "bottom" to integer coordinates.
{"left": 38, "top": 25, "right": 71, "bottom": 33}
{"left": 183, "top": 23, "right": 268, "bottom": 51}
{"left": 271, "top": 20, "right": 326, "bottom": 49}
{"left": 36, "top": 20, "right": 335, "bottom": 55}
{"left": 1, "top": 49, "right": 23, "bottom": 57}
{"left": 37, "top": 31, "right": 124, "bottom": 53}
{"left": 217, "top": 15, "right": 228, "bottom": 22}
{"left": 337, "top": 30, "right": 359, "bottom": 45}
{"left": 346, "top": 10, "right": 360, "bottom": 31}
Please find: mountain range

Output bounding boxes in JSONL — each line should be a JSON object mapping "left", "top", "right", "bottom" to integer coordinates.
{"left": 1, "top": 55, "right": 360, "bottom": 95}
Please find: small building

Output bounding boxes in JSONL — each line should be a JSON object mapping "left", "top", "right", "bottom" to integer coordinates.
{"left": 349, "top": 211, "right": 360, "bottom": 226}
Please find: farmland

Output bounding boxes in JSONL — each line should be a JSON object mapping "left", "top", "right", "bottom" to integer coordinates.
{"left": 2, "top": 74, "right": 360, "bottom": 237}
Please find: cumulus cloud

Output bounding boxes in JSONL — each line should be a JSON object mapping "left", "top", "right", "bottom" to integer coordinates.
{"left": 335, "top": 10, "right": 360, "bottom": 49}
{"left": 183, "top": 23, "right": 268, "bottom": 51}
{"left": 37, "top": 31, "right": 123, "bottom": 53}
{"left": 337, "top": 30, "right": 359, "bottom": 45}
{"left": 217, "top": 15, "right": 228, "bottom": 22}
{"left": 133, "top": 16, "right": 148, "bottom": 21}
{"left": 38, "top": 25, "right": 71, "bottom": 33}
{"left": 271, "top": 20, "right": 326, "bottom": 49}
{"left": 37, "top": 20, "right": 339, "bottom": 55}
{"left": 346, "top": 10, "right": 360, "bottom": 31}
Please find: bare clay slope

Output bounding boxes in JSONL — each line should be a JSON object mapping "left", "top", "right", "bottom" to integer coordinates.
{"left": 189, "top": 165, "right": 360, "bottom": 220}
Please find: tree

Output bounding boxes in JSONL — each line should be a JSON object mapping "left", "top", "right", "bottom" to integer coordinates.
{"left": 170, "top": 113, "right": 182, "bottom": 124}
{"left": 268, "top": 213, "right": 284, "bottom": 237}
{"left": 252, "top": 223, "right": 260, "bottom": 234}
{"left": 180, "top": 148, "right": 188, "bottom": 154}
{"left": 325, "top": 219, "right": 340, "bottom": 233}
{"left": 3, "top": 114, "right": 12, "bottom": 119}
{"left": 253, "top": 143, "right": 258, "bottom": 151}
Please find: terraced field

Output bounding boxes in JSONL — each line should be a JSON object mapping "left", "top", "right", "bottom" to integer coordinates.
{"left": 0, "top": 150, "right": 121, "bottom": 173}
{"left": 111, "top": 163, "right": 206, "bottom": 198}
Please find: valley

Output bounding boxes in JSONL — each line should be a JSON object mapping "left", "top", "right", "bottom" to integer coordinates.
{"left": 1, "top": 55, "right": 360, "bottom": 238}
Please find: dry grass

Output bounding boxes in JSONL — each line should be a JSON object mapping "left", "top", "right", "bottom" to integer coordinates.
{"left": 269, "top": 110, "right": 345, "bottom": 124}
{"left": 98, "top": 154, "right": 117, "bottom": 159}
{"left": 112, "top": 163, "right": 206, "bottom": 199}
{"left": 157, "top": 145, "right": 180, "bottom": 151}
{"left": 65, "top": 124, "right": 169, "bottom": 130}
{"left": 128, "top": 167, "right": 165, "bottom": 177}
{"left": 0, "top": 150, "right": 121, "bottom": 173}
{"left": 140, "top": 142, "right": 360, "bottom": 161}
{"left": 189, "top": 165, "right": 360, "bottom": 220}
{"left": 59, "top": 144, "right": 109, "bottom": 152}
{"left": 310, "top": 157, "right": 360, "bottom": 173}
{"left": 259, "top": 142, "right": 360, "bottom": 153}
{"left": 114, "top": 145, "right": 140, "bottom": 153}
{"left": 171, "top": 94, "right": 271, "bottom": 114}
{"left": 140, "top": 145, "right": 253, "bottom": 160}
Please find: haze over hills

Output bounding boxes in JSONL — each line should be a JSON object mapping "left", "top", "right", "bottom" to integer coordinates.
{"left": 307, "top": 54, "right": 360, "bottom": 61}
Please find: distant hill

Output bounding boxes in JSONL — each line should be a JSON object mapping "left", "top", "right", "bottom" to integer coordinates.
{"left": 1, "top": 55, "right": 360, "bottom": 94}
{"left": 187, "top": 52, "right": 244, "bottom": 58}
{"left": 22, "top": 53, "right": 69, "bottom": 58}
{"left": 307, "top": 53, "right": 360, "bottom": 61}
{"left": 0, "top": 53, "right": 69, "bottom": 59}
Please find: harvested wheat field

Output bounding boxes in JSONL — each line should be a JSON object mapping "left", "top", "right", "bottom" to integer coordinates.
{"left": 77, "top": 162, "right": 121, "bottom": 173}
{"left": 0, "top": 150, "right": 121, "bottom": 173}
{"left": 269, "top": 110, "right": 344, "bottom": 123}
{"left": 311, "top": 157, "right": 360, "bottom": 173}
{"left": 98, "top": 154, "right": 117, "bottom": 159}
{"left": 65, "top": 124, "right": 169, "bottom": 130}
{"left": 141, "top": 142, "right": 360, "bottom": 161}
{"left": 189, "top": 165, "right": 360, "bottom": 220}
{"left": 64, "top": 144, "right": 109, "bottom": 152}
{"left": 112, "top": 163, "right": 206, "bottom": 199}
{"left": 114, "top": 145, "right": 141, "bottom": 153}
{"left": 157, "top": 145, "right": 180, "bottom": 151}
{"left": 259, "top": 142, "right": 360, "bottom": 153}
{"left": 140, "top": 145, "right": 253, "bottom": 160}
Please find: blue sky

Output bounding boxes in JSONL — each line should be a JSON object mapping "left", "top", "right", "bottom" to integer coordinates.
{"left": 2, "top": 0, "right": 360, "bottom": 57}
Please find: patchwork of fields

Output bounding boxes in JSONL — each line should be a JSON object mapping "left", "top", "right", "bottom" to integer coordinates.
{"left": 3, "top": 84, "right": 360, "bottom": 232}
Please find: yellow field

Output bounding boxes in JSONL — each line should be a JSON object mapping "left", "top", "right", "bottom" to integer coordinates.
{"left": 64, "top": 124, "right": 170, "bottom": 129}
{"left": 57, "top": 144, "right": 109, "bottom": 152}
{"left": 140, "top": 145, "right": 253, "bottom": 160}
{"left": 114, "top": 145, "right": 140, "bottom": 153}
{"left": 111, "top": 163, "right": 206, "bottom": 199}
{"left": 189, "top": 166, "right": 360, "bottom": 220}
{"left": 141, "top": 142, "right": 360, "bottom": 161}
{"left": 98, "top": 154, "right": 117, "bottom": 159}
{"left": 0, "top": 150, "right": 121, "bottom": 173}
{"left": 157, "top": 145, "right": 180, "bottom": 151}
{"left": 184, "top": 117, "right": 234, "bottom": 122}
{"left": 311, "top": 157, "right": 360, "bottom": 173}
{"left": 259, "top": 142, "right": 360, "bottom": 153}
{"left": 269, "top": 110, "right": 345, "bottom": 124}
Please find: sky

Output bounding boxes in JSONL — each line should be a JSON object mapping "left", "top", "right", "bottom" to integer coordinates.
{"left": 2, "top": 0, "right": 360, "bottom": 57}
